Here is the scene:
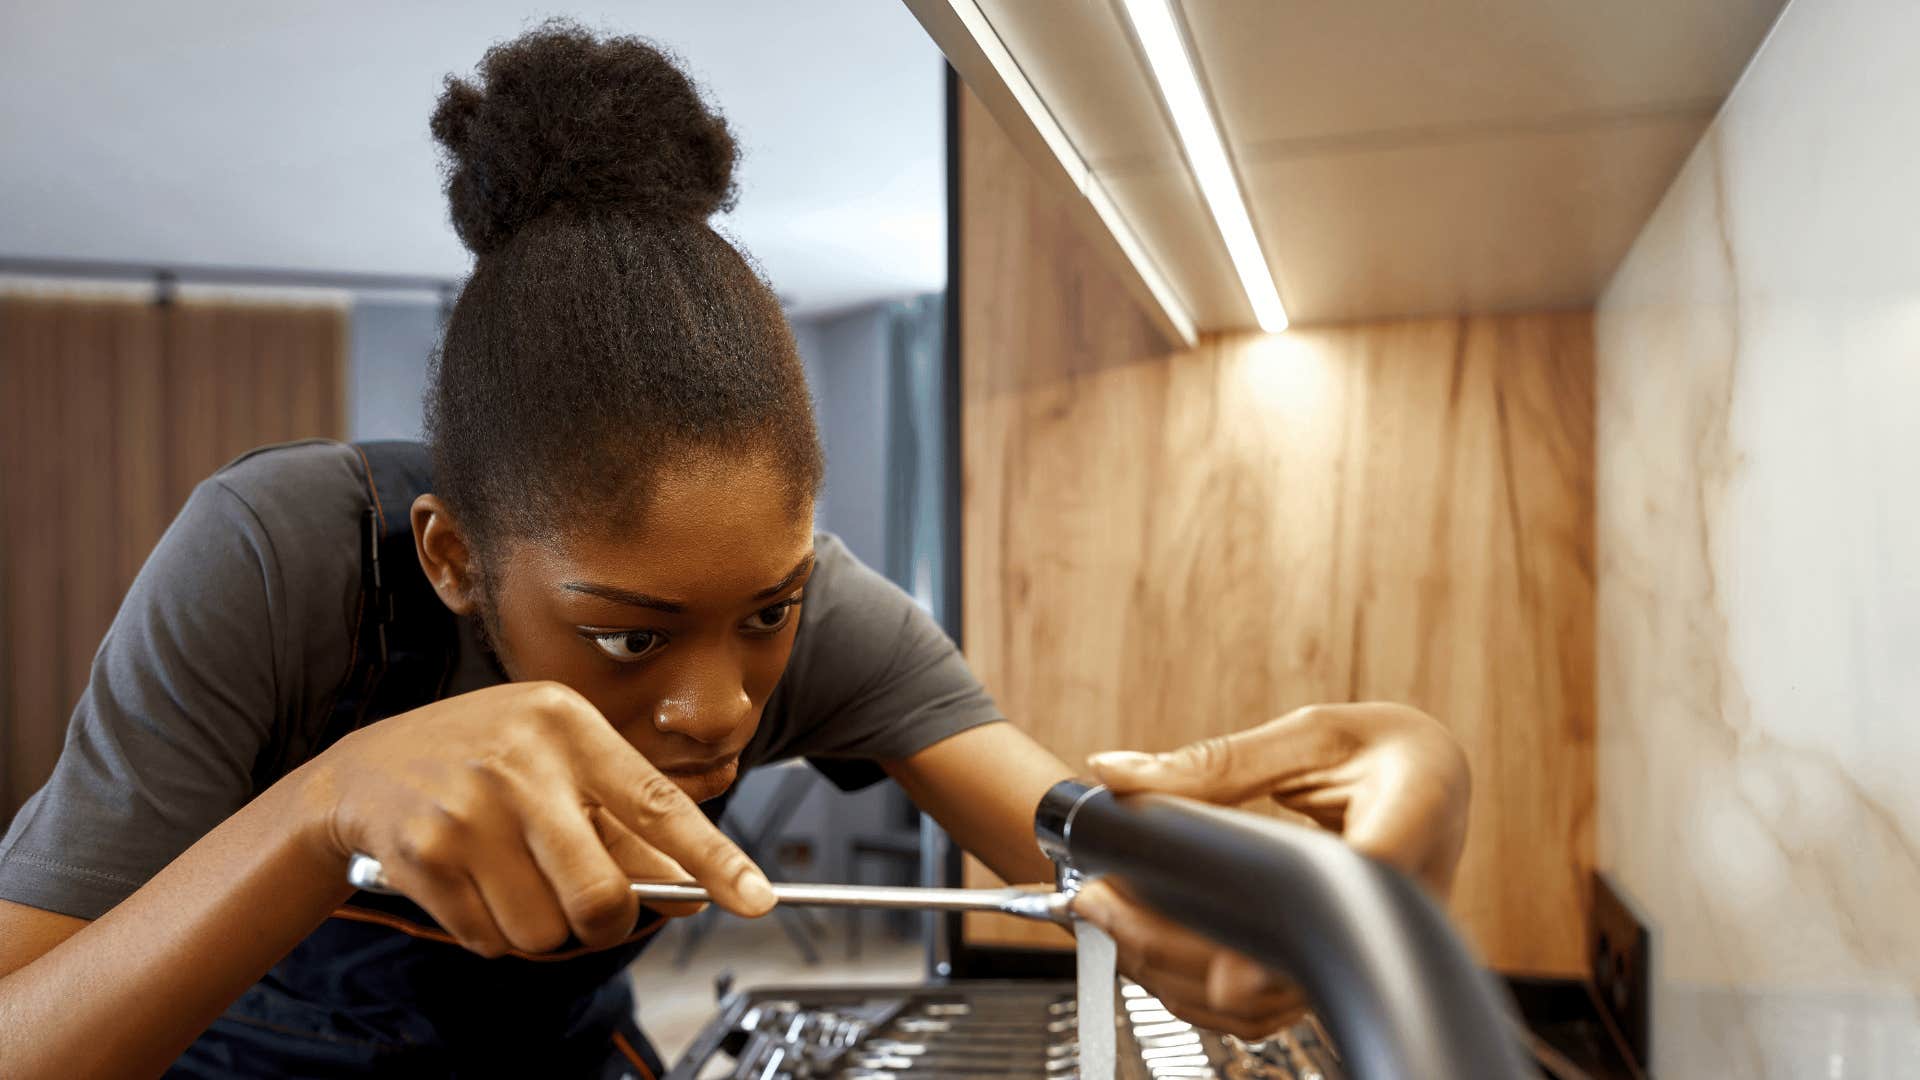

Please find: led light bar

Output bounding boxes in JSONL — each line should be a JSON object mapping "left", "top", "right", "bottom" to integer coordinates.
{"left": 922, "top": 0, "right": 1199, "bottom": 346}
{"left": 1118, "top": 0, "right": 1290, "bottom": 332}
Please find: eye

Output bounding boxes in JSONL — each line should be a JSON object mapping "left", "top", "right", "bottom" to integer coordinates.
{"left": 743, "top": 599, "right": 800, "bottom": 635}
{"left": 583, "top": 629, "right": 667, "bottom": 663}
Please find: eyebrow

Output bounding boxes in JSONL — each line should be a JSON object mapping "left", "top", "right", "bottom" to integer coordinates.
{"left": 751, "top": 554, "right": 816, "bottom": 601}
{"left": 559, "top": 582, "right": 685, "bottom": 614}
{"left": 561, "top": 554, "right": 815, "bottom": 614}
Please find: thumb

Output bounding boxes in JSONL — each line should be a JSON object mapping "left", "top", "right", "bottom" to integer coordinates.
{"left": 1087, "top": 735, "right": 1270, "bottom": 803}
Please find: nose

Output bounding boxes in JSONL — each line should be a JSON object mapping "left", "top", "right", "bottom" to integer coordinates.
{"left": 651, "top": 658, "right": 754, "bottom": 745}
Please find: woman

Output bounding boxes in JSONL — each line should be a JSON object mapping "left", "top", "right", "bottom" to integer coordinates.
{"left": 0, "top": 23, "right": 1469, "bottom": 1078}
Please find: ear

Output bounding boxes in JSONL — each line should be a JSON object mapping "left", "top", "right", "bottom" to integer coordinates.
{"left": 411, "top": 494, "right": 482, "bottom": 616}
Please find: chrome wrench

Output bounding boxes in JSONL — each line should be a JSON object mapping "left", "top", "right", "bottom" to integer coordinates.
{"left": 345, "top": 852, "right": 1075, "bottom": 926}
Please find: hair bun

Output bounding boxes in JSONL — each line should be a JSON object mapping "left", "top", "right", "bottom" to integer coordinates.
{"left": 430, "top": 20, "right": 738, "bottom": 256}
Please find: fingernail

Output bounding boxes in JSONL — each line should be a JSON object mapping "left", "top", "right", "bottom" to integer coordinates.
{"left": 736, "top": 869, "right": 776, "bottom": 913}
{"left": 1088, "top": 750, "right": 1156, "bottom": 771}
{"left": 1206, "top": 963, "right": 1236, "bottom": 1009}
{"left": 1208, "top": 953, "right": 1268, "bottom": 1007}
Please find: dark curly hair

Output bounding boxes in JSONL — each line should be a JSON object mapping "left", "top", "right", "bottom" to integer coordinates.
{"left": 425, "top": 20, "right": 822, "bottom": 552}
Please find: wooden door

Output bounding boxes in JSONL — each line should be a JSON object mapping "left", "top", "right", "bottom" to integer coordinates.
{"left": 0, "top": 294, "right": 346, "bottom": 827}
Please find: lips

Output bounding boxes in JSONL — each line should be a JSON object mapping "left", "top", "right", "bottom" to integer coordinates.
{"left": 659, "top": 756, "right": 740, "bottom": 803}
{"left": 657, "top": 755, "right": 737, "bottom": 775}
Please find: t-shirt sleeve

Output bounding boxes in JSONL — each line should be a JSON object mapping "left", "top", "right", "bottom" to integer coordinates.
{"left": 0, "top": 478, "right": 285, "bottom": 920}
{"left": 751, "top": 534, "right": 1004, "bottom": 789}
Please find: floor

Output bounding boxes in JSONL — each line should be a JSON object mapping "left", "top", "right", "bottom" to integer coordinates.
{"left": 627, "top": 908, "right": 926, "bottom": 1066}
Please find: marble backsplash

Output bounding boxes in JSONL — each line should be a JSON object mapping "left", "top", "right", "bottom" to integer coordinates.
{"left": 1594, "top": 0, "right": 1920, "bottom": 1074}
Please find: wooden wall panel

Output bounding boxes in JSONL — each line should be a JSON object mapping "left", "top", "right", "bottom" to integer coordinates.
{"left": 958, "top": 89, "right": 1595, "bottom": 974}
{"left": 0, "top": 296, "right": 345, "bottom": 827}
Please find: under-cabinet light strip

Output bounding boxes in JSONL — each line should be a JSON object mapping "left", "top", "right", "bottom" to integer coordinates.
{"left": 943, "top": 0, "right": 1199, "bottom": 346}
{"left": 1118, "top": 0, "right": 1290, "bottom": 332}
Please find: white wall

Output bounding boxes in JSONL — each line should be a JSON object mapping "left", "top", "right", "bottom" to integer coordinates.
{"left": 800, "top": 303, "right": 895, "bottom": 571}
{"left": 347, "top": 299, "right": 440, "bottom": 441}
{"left": 775, "top": 301, "right": 920, "bottom": 890}
{"left": 0, "top": 1, "right": 943, "bottom": 317}
{"left": 1595, "top": 0, "right": 1920, "bottom": 1073}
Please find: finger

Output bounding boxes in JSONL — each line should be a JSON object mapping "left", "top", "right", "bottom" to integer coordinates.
{"left": 521, "top": 800, "right": 643, "bottom": 949}
{"left": 1206, "top": 951, "right": 1300, "bottom": 1013}
{"left": 1276, "top": 802, "right": 1338, "bottom": 832}
{"left": 1270, "top": 791, "right": 1350, "bottom": 833}
{"left": 577, "top": 734, "right": 774, "bottom": 918}
{"left": 1086, "top": 707, "right": 1360, "bottom": 803}
{"left": 1346, "top": 751, "right": 1458, "bottom": 848}
{"left": 1339, "top": 723, "right": 1471, "bottom": 898}
{"left": 467, "top": 841, "right": 573, "bottom": 955}
{"left": 1072, "top": 880, "right": 1220, "bottom": 982}
{"left": 381, "top": 857, "right": 511, "bottom": 959}
{"left": 593, "top": 807, "right": 708, "bottom": 919}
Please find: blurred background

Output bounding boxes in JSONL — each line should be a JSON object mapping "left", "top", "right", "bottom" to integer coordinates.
{"left": 5, "top": 1, "right": 1918, "bottom": 1076}
{"left": 0, "top": 0, "right": 951, "bottom": 1052}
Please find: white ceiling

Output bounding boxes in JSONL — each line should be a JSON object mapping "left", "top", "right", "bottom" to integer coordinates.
{"left": 962, "top": 0, "right": 1789, "bottom": 328}
{"left": 0, "top": 1, "right": 946, "bottom": 316}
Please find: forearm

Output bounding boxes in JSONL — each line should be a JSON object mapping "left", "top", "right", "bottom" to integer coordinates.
{"left": 884, "top": 722, "right": 1075, "bottom": 885}
{"left": 0, "top": 762, "right": 351, "bottom": 1078}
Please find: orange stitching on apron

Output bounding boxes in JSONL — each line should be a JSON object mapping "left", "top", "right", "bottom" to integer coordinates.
{"left": 351, "top": 443, "right": 386, "bottom": 534}
{"left": 328, "top": 905, "right": 667, "bottom": 963}
{"left": 311, "top": 444, "right": 378, "bottom": 746}
{"left": 612, "top": 1030, "right": 657, "bottom": 1080}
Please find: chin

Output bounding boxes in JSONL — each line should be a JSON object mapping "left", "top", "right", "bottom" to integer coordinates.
{"left": 666, "top": 758, "right": 741, "bottom": 803}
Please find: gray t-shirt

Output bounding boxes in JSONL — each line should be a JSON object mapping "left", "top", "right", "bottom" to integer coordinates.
{"left": 0, "top": 439, "right": 1001, "bottom": 921}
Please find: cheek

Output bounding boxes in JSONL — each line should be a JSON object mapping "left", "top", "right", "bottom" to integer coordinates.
{"left": 483, "top": 590, "right": 586, "bottom": 681}
{"left": 742, "top": 633, "right": 799, "bottom": 703}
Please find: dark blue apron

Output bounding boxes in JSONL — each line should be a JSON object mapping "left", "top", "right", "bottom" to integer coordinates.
{"left": 167, "top": 441, "right": 700, "bottom": 1079}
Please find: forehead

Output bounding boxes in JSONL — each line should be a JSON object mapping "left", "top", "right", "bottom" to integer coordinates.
{"left": 515, "top": 452, "right": 815, "bottom": 601}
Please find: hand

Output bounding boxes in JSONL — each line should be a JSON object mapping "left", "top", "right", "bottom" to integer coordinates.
{"left": 299, "top": 681, "right": 774, "bottom": 958}
{"left": 1075, "top": 702, "right": 1471, "bottom": 1039}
